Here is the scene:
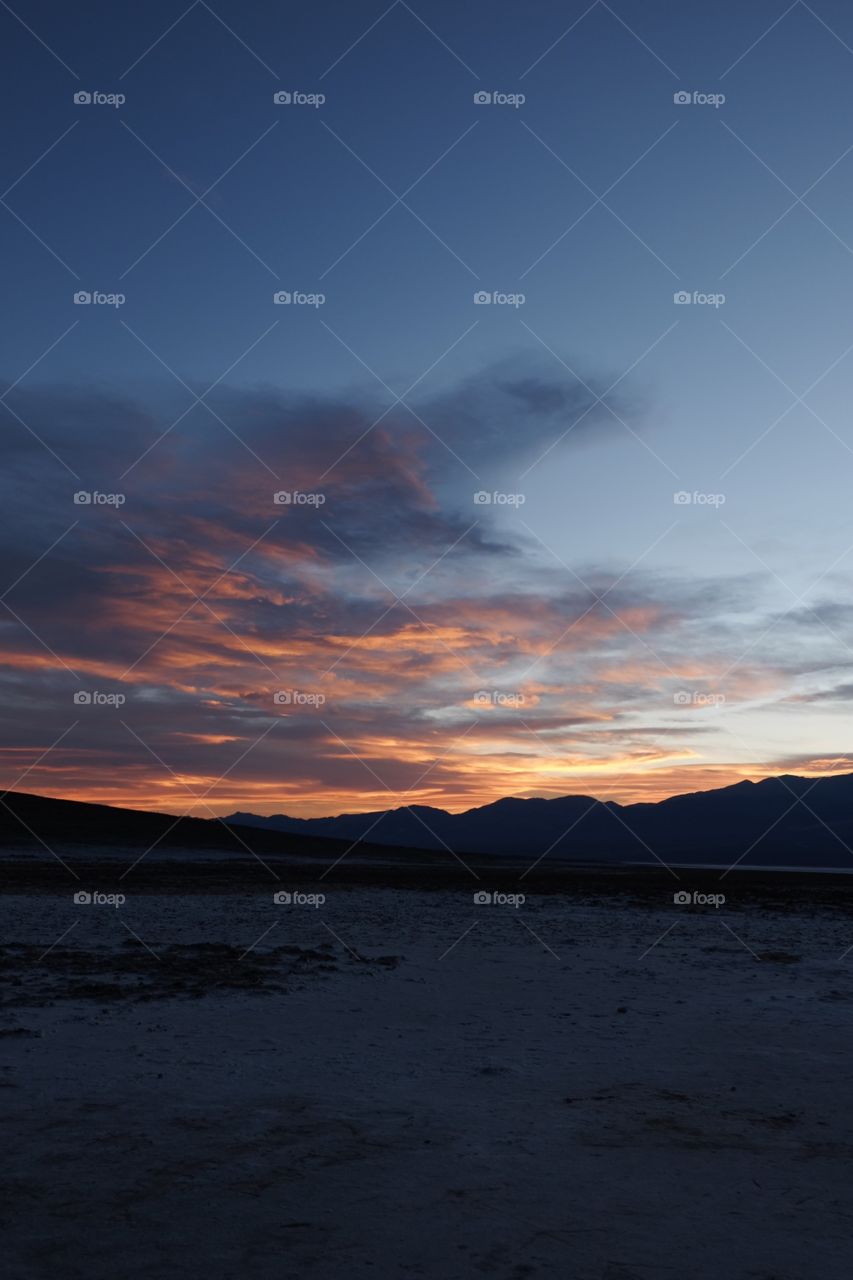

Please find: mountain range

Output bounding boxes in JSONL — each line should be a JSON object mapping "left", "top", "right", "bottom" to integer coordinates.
{"left": 1, "top": 772, "right": 852, "bottom": 871}
{"left": 225, "top": 772, "right": 853, "bottom": 869}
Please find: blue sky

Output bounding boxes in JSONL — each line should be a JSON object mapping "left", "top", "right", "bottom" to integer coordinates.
{"left": 3, "top": 0, "right": 853, "bottom": 815}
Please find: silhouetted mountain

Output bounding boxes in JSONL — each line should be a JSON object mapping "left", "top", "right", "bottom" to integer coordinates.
{"left": 225, "top": 772, "right": 853, "bottom": 868}
{"left": 0, "top": 789, "right": 413, "bottom": 866}
{"left": 2, "top": 774, "right": 852, "bottom": 871}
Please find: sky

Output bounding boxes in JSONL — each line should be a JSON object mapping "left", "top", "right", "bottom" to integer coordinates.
{"left": 2, "top": 0, "right": 853, "bottom": 818}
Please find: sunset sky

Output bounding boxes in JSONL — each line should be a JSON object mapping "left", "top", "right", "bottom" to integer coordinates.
{"left": 3, "top": 0, "right": 853, "bottom": 817}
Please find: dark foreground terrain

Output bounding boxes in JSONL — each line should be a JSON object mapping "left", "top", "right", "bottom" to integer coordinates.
{"left": 3, "top": 838, "right": 853, "bottom": 1279}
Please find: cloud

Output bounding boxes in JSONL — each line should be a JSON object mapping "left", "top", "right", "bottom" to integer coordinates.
{"left": 1, "top": 358, "right": 852, "bottom": 817}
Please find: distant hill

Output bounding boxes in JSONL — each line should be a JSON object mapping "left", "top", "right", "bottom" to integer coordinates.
{"left": 225, "top": 773, "right": 853, "bottom": 869}
{"left": 1, "top": 773, "right": 852, "bottom": 871}
{"left": 0, "top": 789, "right": 402, "bottom": 865}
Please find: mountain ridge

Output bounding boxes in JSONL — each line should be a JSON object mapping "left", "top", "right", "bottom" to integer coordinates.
{"left": 223, "top": 771, "right": 853, "bottom": 867}
{"left": 1, "top": 771, "right": 851, "bottom": 869}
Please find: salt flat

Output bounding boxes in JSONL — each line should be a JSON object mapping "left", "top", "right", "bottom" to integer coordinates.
{"left": 3, "top": 883, "right": 852, "bottom": 1279}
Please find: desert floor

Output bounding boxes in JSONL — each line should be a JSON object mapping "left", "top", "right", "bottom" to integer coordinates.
{"left": 3, "top": 877, "right": 853, "bottom": 1279}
